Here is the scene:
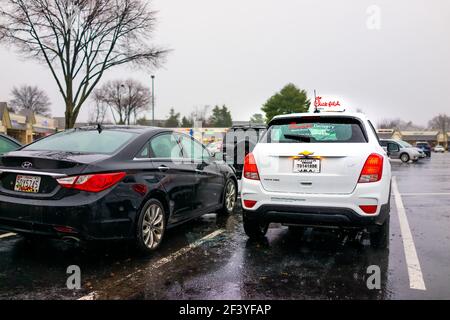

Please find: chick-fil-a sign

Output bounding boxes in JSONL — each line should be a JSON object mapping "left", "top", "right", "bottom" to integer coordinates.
{"left": 314, "top": 96, "right": 341, "bottom": 108}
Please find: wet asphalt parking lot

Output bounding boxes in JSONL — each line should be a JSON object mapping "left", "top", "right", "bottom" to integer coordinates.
{"left": 0, "top": 153, "right": 449, "bottom": 300}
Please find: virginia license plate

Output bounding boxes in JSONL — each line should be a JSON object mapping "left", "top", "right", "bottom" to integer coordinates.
{"left": 14, "top": 175, "right": 41, "bottom": 193}
{"left": 293, "top": 159, "right": 321, "bottom": 173}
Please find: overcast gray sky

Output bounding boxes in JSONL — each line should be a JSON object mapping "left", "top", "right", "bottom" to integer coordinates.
{"left": 1, "top": 0, "right": 449, "bottom": 126}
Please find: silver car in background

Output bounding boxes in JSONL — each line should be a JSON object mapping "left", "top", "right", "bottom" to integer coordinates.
{"left": 380, "top": 139, "right": 421, "bottom": 163}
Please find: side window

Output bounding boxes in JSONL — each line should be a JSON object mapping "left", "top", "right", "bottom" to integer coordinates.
{"left": 179, "top": 135, "right": 209, "bottom": 162}
{"left": 388, "top": 142, "right": 399, "bottom": 152}
{"left": 149, "top": 133, "right": 183, "bottom": 159}
{"left": 136, "top": 144, "right": 150, "bottom": 159}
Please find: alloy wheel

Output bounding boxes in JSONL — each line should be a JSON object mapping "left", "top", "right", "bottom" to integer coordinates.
{"left": 225, "top": 181, "right": 237, "bottom": 212}
{"left": 142, "top": 204, "right": 165, "bottom": 249}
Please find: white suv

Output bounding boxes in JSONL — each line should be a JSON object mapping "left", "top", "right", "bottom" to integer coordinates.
{"left": 241, "top": 112, "right": 392, "bottom": 248}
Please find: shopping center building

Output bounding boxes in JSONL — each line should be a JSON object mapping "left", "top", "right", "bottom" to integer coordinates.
{"left": 0, "top": 102, "right": 56, "bottom": 144}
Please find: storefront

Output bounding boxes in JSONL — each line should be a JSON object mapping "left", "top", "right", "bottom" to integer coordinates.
{"left": 7, "top": 113, "right": 33, "bottom": 144}
{"left": 32, "top": 114, "right": 56, "bottom": 140}
{"left": 0, "top": 103, "right": 8, "bottom": 134}
{"left": 0, "top": 103, "right": 55, "bottom": 144}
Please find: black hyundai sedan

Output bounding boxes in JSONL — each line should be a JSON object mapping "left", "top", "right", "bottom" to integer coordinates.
{"left": 0, "top": 126, "right": 237, "bottom": 253}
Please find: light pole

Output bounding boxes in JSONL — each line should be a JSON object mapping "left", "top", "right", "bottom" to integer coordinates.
{"left": 151, "top": 75, "right": 155, "bottom": 126}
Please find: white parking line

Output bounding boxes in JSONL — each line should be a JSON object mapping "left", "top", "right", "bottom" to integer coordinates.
{"left": 401, "top": 193, "right": 450, "bottom": 196}
{"left": 392, "top": 177, "right": 426, "bottom": 291}
{"left": 78, "top": 228, "right": 226, "bottom": 300}
{"left": 0, "top": 233, "right": 16, "bottom": 239}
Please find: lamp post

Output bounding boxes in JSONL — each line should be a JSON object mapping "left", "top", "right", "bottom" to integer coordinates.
{"left": 151, "top": 75, "right": 155, "bottom": 126}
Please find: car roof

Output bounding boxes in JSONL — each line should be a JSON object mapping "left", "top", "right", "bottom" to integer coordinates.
{"left": 74, "top": 125, "right": 160, "bottom": 134}
{"left": 271, "top": 112, "right": 368, "bottom": 121}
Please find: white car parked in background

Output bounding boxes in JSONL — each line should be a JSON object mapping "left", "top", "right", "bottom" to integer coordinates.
{"left": 241, "top": 112, "right": 392, "bottom": 249}
{"left": 434, "top": 145, "right": 445, "bottom": 153}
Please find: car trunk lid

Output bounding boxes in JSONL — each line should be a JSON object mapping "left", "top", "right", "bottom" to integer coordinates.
{"left": 255, "top": 143, "right": 372, "bottom": 195}
{"left": 0, "top": 150, "right": 109, "bottom": 197}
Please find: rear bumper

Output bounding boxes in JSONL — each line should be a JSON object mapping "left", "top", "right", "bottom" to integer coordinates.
{"left": 0, "top": 188, "right": 138, "bottom": 240}
{"left": 241, "top": 171, "right": 392, "bottom": 229}
{"left": 243, "top": 203, "right": 390, "bottom": 228}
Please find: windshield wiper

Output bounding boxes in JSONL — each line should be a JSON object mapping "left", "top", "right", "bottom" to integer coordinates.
{"left": 283, "top": 134, "right": 312, "bottom": 143}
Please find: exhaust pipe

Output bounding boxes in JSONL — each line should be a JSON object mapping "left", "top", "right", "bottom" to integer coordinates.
{"left": 62, "top": 236, "right": 81, "bottom": 245}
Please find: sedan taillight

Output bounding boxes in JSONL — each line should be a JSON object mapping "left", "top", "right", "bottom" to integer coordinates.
{"left": 57, "top": 172, "right": 126, "bottom": 193}
{"left": 358, "top": 154, "right": 383, "bottom": 183}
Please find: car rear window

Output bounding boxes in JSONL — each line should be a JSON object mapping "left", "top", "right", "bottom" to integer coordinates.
{"left": 262, "top": 117, "right": 368, "bottom": 143}
{"left": 23, "top": 130, "right": 137, "bottom": 154}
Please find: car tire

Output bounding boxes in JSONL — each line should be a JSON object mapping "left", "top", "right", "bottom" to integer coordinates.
{"left": 243, "top": 213, "right": 269, "bottom": 239}
{"left": 217, "top": 179, "right": 237, "bottom": 216}
{"left": 370, "top": 217, "right": 390, "bottom": 249}
{"left": 400, "top": 153, "right": 410, "bottom": 163}
{"left": 135, "top": 199, "right": 166, "bottom": 254}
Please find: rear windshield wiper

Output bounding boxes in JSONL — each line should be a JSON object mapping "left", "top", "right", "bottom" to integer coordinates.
{"left": 283, "top": 134, "right": 312, "bottom": 142}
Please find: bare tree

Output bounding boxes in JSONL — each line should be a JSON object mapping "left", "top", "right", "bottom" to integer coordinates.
{"left": 190, "top": 105, "right": 211, "bottom": 127}
{"left": 377, "top": 118, "right": 401, "bottom": 129}
{"left": 94, "top": 79, "right": 150, "bottom": 125}
{"left": 9, "top": 85, "right": 51, "bottom": 115}
{"left": 0, "top": 0, "right": 167, "bottom": 128}
{"left": 377, "top": 118, "right": 424, "bottom": 131}
{"left": 429, "top": 114, "right": 450, "bottom": 146}
{"left": 88, "top": 90, "right": 109, "bottom": 124}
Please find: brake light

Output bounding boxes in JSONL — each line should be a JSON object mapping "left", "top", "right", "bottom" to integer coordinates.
{"left": 358, "top": 154, "right": 383, "bottom": 183}
{"left": 57, "top": 172, "right": 126, "bottom": 193}
{"left": 359, "top": 205, "right": 378, "bottom": 214}
{"left": 54, "top": 226, "right": 77, "bottom": 234}
{"left": 244, "top": 153, "right": 260, "bottom": 180}
{"left": 243, "top": 200, "right": 257, "bottom": 208}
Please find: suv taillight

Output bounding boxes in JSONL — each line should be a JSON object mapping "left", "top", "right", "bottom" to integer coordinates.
{"left": 244, "top": 153, "right": 260, "bottom": 180}
{"left": 57, "top": 172, "right": 126, "bottom": 193}
{"left": 358, "top": 154, "right": 383, "bottom": 183}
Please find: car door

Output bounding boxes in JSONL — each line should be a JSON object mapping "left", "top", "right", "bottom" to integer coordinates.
{"left": 179, "top": 134, "right": 224, "bottom": 213}
{"left": 387, "top": 142, "right": 401, "bottom": 159}
{"left": 144, "top": 133, "right": 197, "bottom": 224}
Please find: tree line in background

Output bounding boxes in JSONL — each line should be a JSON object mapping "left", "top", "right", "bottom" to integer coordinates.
{"left": 4, "top": 80, "right": 449, "bottom": 133}
{"left": 377, "top": 115, "right": 450, "bottom": 133}
{"left": 153, "top": 104, "right": 233, "bottom": 128}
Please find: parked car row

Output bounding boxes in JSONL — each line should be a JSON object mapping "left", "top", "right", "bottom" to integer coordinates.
{"left": 379, "top": 139, "right": 446, "bottom": 163}
{"left": 7, "top": 111, "right": 447, "bottom": 252}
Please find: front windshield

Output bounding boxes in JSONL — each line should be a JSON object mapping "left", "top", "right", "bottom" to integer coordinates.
{"left": 398, "top": 140, "right": 413, "bottom": 148}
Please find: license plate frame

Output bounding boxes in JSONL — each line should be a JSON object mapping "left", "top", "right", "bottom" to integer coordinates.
{"left": 293, "top": 158, "right": 321, "bottom": 173}
{"left": 14, "top": 175, "right": 41, "bottom": 193}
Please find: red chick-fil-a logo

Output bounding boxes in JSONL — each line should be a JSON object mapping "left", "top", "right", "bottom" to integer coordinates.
{"left": 314, "top": 96, "right": 341, "bottom": 108}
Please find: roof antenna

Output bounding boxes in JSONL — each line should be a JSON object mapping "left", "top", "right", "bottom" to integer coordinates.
{"left": 97, "top": 123, "right": 103, "bottom": 134}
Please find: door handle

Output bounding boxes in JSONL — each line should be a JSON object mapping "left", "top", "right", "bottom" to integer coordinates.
{"left": 158, "top": 166, "right": 170, "bottom": 172}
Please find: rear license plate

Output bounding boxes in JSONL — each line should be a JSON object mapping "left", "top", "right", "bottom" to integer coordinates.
{"left": 293, "top": 159, "right": 321, "bottom": 173}
{"left": 14, "top": 175, "right": 41, "bottom": 193}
